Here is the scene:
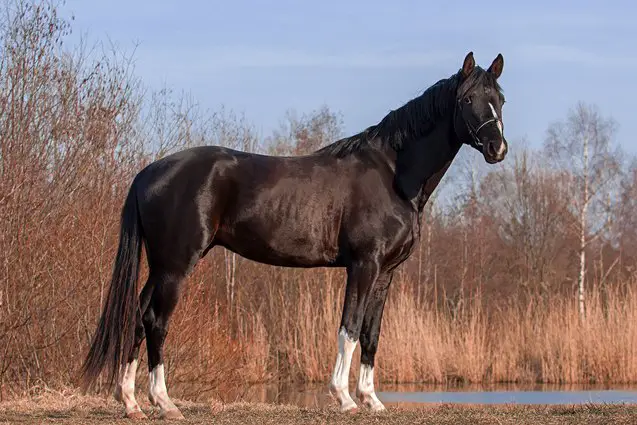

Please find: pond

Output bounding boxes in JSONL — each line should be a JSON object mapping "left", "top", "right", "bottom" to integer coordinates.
{"left": 234, "top": 383, "right": 637, "bottom": 408}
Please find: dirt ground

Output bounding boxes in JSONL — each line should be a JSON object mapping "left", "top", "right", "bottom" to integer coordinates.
{"left": 1, "top": 391, "right": 636, "bottom": 425}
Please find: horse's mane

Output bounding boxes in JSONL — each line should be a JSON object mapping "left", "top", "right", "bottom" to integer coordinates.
{"left": 314, "top": 67, "right": 501, "bottom": 158}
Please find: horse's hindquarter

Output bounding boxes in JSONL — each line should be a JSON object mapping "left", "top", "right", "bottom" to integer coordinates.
{"left": 215, "top": 154, "right": 352, "bottom": 267}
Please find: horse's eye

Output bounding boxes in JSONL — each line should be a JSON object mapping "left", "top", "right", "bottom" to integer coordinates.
{"left": 464, "top": 96, "right": 472, "bottom": 104}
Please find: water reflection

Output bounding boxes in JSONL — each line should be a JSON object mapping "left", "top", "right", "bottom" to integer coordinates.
{"left": 229, "top": 382, "right": 637, "bottom": 408}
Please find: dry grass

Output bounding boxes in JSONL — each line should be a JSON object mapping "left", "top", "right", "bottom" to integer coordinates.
{"left": 242, "top": 277, "right": 637, "bottom": 390}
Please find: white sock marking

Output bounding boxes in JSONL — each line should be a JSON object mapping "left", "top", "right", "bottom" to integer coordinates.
{"left": 356, "top": 364, "right": 385, "bottom": 411}
{"left": 115, "top": 360, "right": 142, "bottom": 414}
{"left": 330, "top": 327, "right": 358, "bottom": 411}
{"left": 149, "top": 364, "right": 178, "bottom": 413}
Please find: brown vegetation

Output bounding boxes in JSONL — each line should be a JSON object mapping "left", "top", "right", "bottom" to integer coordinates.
{"left": 2, "top": 0, "right": 637, "bottom": 403}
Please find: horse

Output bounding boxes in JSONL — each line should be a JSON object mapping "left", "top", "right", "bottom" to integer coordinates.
{"left": 79, "top": 51, "right": 508, "bottom": 419}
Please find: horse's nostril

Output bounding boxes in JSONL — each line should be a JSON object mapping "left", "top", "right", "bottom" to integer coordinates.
{"left": 487, "top": 142, "right": 497, "bottom": 157}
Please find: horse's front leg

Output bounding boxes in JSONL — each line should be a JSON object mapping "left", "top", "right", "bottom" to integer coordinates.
{"left": 329, "top": 261, "right": 380, "bottom": 412}
{"left": 356, "top": 271, "right": 393, "bottom": 411}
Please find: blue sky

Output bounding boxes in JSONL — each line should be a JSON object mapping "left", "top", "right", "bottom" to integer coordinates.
{"left": 60, "top": 0, "right": 636, "bottom": 154}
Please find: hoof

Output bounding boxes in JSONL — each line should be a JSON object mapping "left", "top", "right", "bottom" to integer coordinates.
{"left": 126, "top": 410, "right": 148, "bottom": 420}
{"left": 342, "top": 404, "right": 359, "bottom": 414}
{"left": 357, "top": 392, "right": 386, "bottom": 412}
{"left": 361, "top": 399, "right": 386, "bottom": 412}
{"left": 367, "top": 402, "right": 386, "bottom": 412}
{"left": 337, "top": 397, "right": 358, "bottom": 413}
{"left": 159, "top": 408, "right": 185, "bottom": 420}
{"left": 329, "top": 385, "right": 358, "bottom": 413}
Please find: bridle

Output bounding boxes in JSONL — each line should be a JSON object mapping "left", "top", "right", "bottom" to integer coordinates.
{"left": 453, "top": 99, "right": 502, "bottom": 150}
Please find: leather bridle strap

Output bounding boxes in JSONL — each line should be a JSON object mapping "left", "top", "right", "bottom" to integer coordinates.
{"left": 454, "top": 101, "right": 502, "bottom": 150}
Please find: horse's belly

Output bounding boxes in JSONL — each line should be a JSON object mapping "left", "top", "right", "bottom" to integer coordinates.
{"left": 217, "top": 218, "right": 341, "bottom": 268}
{"left": 215, "top": 175, "right": 345, "bottom": 267}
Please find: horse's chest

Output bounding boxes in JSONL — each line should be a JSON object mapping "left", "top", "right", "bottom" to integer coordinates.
{"left": 391, "top": 218, "right": 419, "bottom": 266}
{"left": 346, "top": 206, "right": 417, "bottom": 267}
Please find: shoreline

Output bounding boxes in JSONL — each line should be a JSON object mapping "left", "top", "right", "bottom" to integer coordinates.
{"left": 1, "top": 391, "right": 636, "bottom": 425}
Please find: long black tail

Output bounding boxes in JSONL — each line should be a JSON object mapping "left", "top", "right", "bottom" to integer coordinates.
{"left": 79, "top": 182, "right": 143, "bottom": 392}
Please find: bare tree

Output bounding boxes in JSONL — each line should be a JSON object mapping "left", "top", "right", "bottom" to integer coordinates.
{"left": 614, "top": 159, "right": 637, "bottom": 275}
{"left": 265, "top": 105, "right": 344, "bottom": 156}
{"left": 544, "top": 102, "right": 621, "bottom": 319}
{"left": 480, "top": 147, "right": 574, "bottom": 292}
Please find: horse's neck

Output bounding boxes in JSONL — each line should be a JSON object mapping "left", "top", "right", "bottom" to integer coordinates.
{"left": 390, "top": 117, "right": 461, "bottom": 211}
{"left": 415, "top": 140, "right": 460, "bottom": 211}
{"left": 416, "top": 150, "right": 458, "bottom": 211}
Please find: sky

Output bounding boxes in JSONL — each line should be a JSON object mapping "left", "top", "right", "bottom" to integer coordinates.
{"left": 59, "top": 0, "right": 637, "bottom": 155}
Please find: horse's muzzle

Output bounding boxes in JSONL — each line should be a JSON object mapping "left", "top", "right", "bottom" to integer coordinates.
{"left": 484, "top": 138, "right": 507, "bottom": 163}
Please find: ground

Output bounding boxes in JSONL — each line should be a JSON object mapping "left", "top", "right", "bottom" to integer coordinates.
{"left": 0, "top": 390, "right": 636, "bottom": 424}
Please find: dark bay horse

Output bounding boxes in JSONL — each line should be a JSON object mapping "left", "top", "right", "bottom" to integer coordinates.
{"left": 80, "top": 52, "right": 508, "bottom": 419}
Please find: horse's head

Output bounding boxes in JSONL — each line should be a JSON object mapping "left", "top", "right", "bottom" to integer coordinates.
{"left": 455, "top": 52, "right": 508, "bottom": 164}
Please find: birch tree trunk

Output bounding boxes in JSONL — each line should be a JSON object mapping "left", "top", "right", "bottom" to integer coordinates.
{"left": 577, "top": 135, "right": 589, "bottom": 320}
{"left": 578, "top": 214, "right": 586, "bottom": 320}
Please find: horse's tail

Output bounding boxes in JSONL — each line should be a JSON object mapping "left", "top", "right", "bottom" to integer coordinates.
{"left": 79, "top": 181, "right": 143, "bottom": 392}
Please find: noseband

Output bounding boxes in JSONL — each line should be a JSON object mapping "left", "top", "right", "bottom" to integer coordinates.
{"left": 453, "top": 100, "right": 502, "bottom": 150}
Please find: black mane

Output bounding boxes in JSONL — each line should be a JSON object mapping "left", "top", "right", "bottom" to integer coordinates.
{"left": 314, "top": 67, "right": 501, "bottom": 158}
{"left": 311, "top": 126, "right": 375, "bottom": 158}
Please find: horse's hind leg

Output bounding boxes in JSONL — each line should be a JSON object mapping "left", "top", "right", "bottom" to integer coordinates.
{"left": 143, "top": 269, "right": 186, "bottom": 420}
{"left": 114, "top": 279, "right": 155, "bottom": 419}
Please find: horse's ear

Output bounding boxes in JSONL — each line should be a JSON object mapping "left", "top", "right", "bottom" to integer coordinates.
{"left": 488, "top": 53, "right": 504, "bottom": 79}
{"left": 461, "top": 52, "right": 475, "bottom": 79}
